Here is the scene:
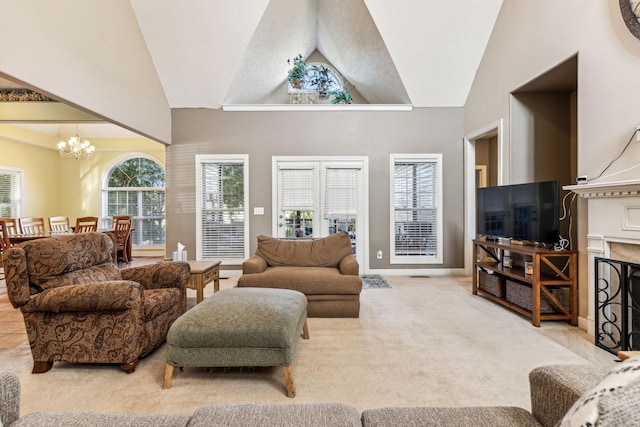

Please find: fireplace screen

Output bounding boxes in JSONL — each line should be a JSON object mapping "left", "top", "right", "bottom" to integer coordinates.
{"left": 595, "top": 257, "right": 640, "bottom": 354}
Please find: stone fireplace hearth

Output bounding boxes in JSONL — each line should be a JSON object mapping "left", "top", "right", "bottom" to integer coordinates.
{"left": 566, "top": 179, "right": 640, "bottom": 337}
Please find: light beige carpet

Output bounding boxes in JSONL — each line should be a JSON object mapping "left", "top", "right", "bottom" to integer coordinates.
{"left": 0, "top": 275, "right": 616, "bottom": 417}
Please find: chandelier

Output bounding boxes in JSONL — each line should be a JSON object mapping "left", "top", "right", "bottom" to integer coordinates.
{"left": 58, "top": 126, "right": 95, "bottom": 160}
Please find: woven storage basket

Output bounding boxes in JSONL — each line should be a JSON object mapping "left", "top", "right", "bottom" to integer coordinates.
{"left": 478, "top": 269, "right": 505, "bottom": 298}
{"left": 505, "top": 279, "right": 564, "bottom": 313}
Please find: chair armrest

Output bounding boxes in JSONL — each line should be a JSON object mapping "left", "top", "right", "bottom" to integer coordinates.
{"left": 529, "top": 364, "right": 609, "bottom": 427}
{"left": 2, "top": 247, "right": 30, "bottom": 308}
{"left": 243, "top": 255, "right": 268, "bottom": 274}
{"left": 21, "top": 281, "right": 143, "bottom": 313}
{"left": 0, "top": 371, "right": 20, "bottom": 427}
{"left": 339, "top": 254, "right": 359, "bottom": 276}
{"left": 120, "top": 261, "right": 190, "bottom": 290}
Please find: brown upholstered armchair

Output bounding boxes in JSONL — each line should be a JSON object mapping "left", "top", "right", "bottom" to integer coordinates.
{"left": 2, "top": 232, "right": 190, "bottom": 374}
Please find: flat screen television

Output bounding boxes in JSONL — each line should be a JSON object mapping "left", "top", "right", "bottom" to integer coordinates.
{"left": 476, "top": 180, "right": 560, "bottom": 245}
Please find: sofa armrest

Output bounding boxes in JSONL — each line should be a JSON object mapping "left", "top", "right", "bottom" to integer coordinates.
{"left": 339, "top": 254, "right": 359, "bottom": 276}
{"left": 0, "top": 371, "right": 20, "bottom": 427}
{"left": 529, "top": 364, "right": 609, "bottom": 427}
{"left": 120, "top": 261, "right": 190, "bottom": 290}
{"left": 21, "top": 281, "right": 143, "bottom": 313}
{"left": 243, "top": 255, "right": 268, "bottom": 274}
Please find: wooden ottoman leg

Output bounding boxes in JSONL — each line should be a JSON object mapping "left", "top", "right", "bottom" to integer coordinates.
{"left": 283, "top": 365, "right": 296, "bottom": 398}
{"left": 302, "top": 319, "right": 309, "bottom": 339}
{"left": 163, "top": 364, "right": 174, "bottom": 389}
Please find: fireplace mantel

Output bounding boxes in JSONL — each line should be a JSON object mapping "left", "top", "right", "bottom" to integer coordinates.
{"left": 564, "top": 180, "right": 640, "bottom": 198}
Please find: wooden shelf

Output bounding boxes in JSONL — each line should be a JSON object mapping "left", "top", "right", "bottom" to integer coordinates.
{"left": 472, "top": 239, "right": 578, "bottom": 327}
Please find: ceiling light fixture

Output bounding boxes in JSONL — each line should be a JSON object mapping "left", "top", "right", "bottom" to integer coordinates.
{"left": 58, "top": 126, "right": 95, "bottom": 160}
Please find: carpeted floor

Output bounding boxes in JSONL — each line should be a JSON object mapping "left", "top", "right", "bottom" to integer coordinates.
{"left": 0, "top": 275, "right": 616, "bottom": 418}
{"left": 361, "top": 274, "right": 392, "bottom": 288}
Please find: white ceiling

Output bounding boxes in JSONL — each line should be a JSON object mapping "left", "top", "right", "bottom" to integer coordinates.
{"left": 1, "top": 0, "right": 504, "bottom": 137}
{"left": 130, "top": 0, "right": 504, "bottom": 108}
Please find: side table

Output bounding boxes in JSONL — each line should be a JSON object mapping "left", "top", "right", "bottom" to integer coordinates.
{"left": 185, "top": 260, "right": 221, "bottom": 304}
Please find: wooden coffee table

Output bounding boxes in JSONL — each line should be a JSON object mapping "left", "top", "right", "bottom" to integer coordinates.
{"left": 185, "top": 260, "right": 221, "bottom": 303}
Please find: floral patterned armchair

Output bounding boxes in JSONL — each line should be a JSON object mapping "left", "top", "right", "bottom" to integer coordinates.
{"left": 2, "top": 232, "right": 190, "bottom": 374}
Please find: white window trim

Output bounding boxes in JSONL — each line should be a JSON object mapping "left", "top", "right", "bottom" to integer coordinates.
{"left": 272, "top": 156, "right": 369, "bottom": 272}
{"left": 195, "top": 154, "right": 249, "bottom": 264}
{"left": 100, "top": 153, "right": 166, "bottom": 250}
{"left": 0, "top": 166, "right": 24, "bottom": 218}
{"left": 390, "top": 153, "right": 443, "bottom": 264}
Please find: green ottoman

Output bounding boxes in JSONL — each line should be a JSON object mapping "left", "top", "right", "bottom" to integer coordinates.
{"left": 163, "top": 287, "right": 309, "bottom": 397}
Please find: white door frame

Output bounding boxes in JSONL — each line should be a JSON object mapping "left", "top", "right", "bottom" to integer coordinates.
{"left": 463, "top": 119, "right": 505, "bottom": 276}
{"left": 272, "top": 156, "right": 369, "bottom": 273}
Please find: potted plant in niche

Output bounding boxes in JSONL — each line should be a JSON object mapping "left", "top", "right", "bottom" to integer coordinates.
{"left": 309, "top": 64, "right": 333, "bottom": 100}
{"left": 330, "top": 90, "right": 353, "bottom": 104}
{"left": 287, "top": 54, "right": 307, "bottom": 89}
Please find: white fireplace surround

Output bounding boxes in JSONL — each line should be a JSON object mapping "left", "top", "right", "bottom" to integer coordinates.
{"left": 566, "top": 179, "right": 640, "bottom": 337}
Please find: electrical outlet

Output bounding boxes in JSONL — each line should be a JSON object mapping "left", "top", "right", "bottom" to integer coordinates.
{"left": 376, "top": 250, "right": 383, "bottom": 259}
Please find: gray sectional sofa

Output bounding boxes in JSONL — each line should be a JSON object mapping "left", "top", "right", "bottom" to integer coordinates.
{"left": 3, "top": 362, "right": 631, "bottom": 427}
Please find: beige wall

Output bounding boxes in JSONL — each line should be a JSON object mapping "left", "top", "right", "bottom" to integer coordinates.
{"left": 0, "top": 125, "right": 165, "bottom": 254}
{"left": 0, "top": 1, "right": 171, "bottom": 143}
{"left": 465, "top": 0, "right": 640, "bottom": 324}
{"left": 167, "top": 107, "right": 465, "bottom": 272}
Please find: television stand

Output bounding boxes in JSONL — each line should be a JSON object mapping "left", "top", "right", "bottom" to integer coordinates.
{"left": 472, "top": 238, "right": 578, "bottom": 327}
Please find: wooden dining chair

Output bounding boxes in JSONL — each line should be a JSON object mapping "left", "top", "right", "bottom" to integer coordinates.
{"left": 0, "top": 218, "right": 19, "bottom": 236}
{"left": 74, "top": 216, "right": 99, "bottom": 233}
{"left": 19, "top": 217, "right": 46, "bottom": 234}
{"left": 49, "top": 216, "right": 71, "bottom": 233}
{"left": 0, "top": 220, "right": 13, "bottom": 277}
{"left": 113, "top": 216, "right": 132, "bottom": 264}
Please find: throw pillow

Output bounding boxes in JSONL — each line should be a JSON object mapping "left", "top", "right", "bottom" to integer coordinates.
{"left": 558, "top": 356, "right": 640, "bottom": 427}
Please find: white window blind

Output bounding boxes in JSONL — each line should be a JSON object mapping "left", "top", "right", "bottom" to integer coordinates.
{"left": 324, "top": 167, "right": 359, "bottom": 217}
{"left": 0, "top": 168, "right": 22, "bottom": 218}
{"left": 280, "top": 167, "right": 315, "bottom": 210}
{"left": 199, "top": 159, "right": 246, "bottom": 261}
{"left": 391, "top": 155, "right": 442, "bottom": 264}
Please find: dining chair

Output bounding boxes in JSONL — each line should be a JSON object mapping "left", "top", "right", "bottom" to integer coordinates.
{"left": 74, "top": 216, "right": 99, "bottom": 233}
{"left": 0, "top": 219, "right": 13, "bottom": 277}
{"left": 113, "top": 216, "right": 132, "bottom": 264}
{"left": 18, "top": 217, "right": 46, "bottom": 234}
{"left": 0, "top": 218, "right": 19, "bottom": 236}
{"left": 48, "top": 216, "right": 71, "bottom": 233}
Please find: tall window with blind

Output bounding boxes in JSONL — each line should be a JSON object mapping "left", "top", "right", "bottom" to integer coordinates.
{"left": 102, "top": 156, "right": 165, "bottom": 247}
{"left": 324, "top": 166, "right": 359, "bottom": 254}
{"left": 0, "top": 168, "right": 22, "bottom": 218}
{"left": 391, "top": 154, "right": 443, "bottom": 264}
{"left": 196, "top": 155, "right": 249, "bottom": 264}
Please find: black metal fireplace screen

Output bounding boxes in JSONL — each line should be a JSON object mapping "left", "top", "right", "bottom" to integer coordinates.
{"left": 595, "top": 257, "right": 640, "bottom": 354}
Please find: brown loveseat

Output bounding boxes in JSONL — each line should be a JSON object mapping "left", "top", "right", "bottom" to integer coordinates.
{"left": 237, "top": 232, "right": 362, "bottom": 317}
{"left": 2, "top": 232, "right": 190, "bottom": 374}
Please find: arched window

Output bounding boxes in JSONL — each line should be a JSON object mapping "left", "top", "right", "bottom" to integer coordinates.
{"left": 102, "top": 156, "right": 165, "bottom": 247}
{"left": 301, "top": 62, "right": 344, "bottom": 93}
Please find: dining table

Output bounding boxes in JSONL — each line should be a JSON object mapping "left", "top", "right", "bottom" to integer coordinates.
{"left": 9, "top": 229, "right": 132, "bottom": 261}
{"left": 8, "top": 231, "right": 72, "bottom": 245}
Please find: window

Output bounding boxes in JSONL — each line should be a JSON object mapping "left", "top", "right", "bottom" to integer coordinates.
{"left": 0, "top": 168, "right": 22, "bottom": 218}
{"left": 196, "top": 155, "right": 249, "bottom": 264}
{"left": 390, "top": 154, "right": 443, "bottom": 264}
{"left": 102, "top": 156, "right": 165, "bottom": 247}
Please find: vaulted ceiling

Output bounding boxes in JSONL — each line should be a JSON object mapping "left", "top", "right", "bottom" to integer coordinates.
{"left": 0, "top": 0, "right": 503, "bottom": 139}
{"left": 130, "top": 0, "right": 504, "bottom": 108}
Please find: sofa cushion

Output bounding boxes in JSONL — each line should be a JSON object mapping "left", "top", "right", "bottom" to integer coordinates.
{"left": 558, "top": 356, "right": 640, "bottom": 427}
{"left": 12, "top": 412, "right": 190, "bottom": 427}
{"left": 143, "top": 288, "right": 182, "bottom": 321}
{"left": 238, "top": 266, "right": 362, "bottom": 295}
{"left": 21, "top": 232, "right": 119, "bottom": 291}
{"left": 189, "top": 403, "right": 361, "bottom": 427}
{"left": 255, "top": 232, "right": 353, "bottom": 267}
{"left": 361, "top": 406, "right": 541, "bottom": 427}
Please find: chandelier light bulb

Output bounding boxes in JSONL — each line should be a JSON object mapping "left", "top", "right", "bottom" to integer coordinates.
{"left": 58, "top": 126, "right": 95, "bottom": 160}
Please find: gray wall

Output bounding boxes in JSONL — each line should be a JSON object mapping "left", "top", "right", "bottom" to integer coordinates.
{"left": 167, "top": 107, "right": 464, "bottom": 271}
